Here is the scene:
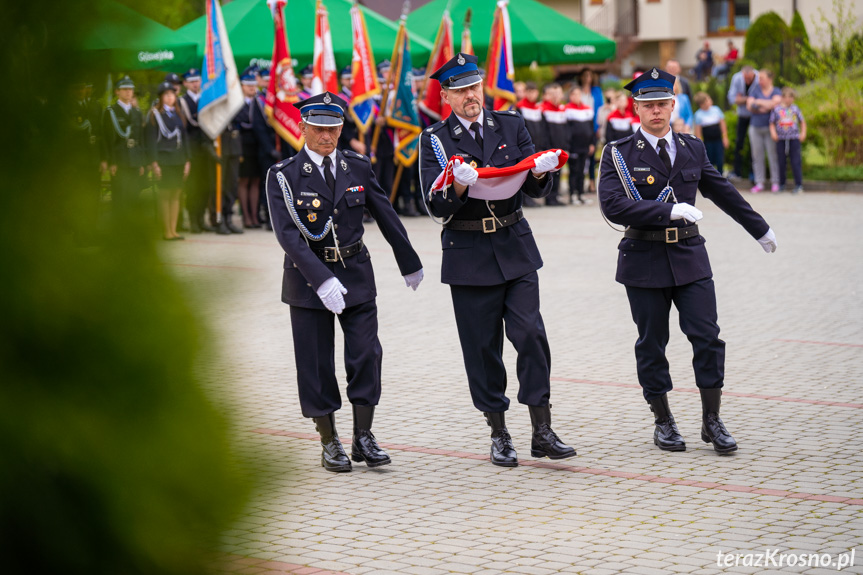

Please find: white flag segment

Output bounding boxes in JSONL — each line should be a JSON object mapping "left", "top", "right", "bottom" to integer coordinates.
{"left": 198, "top": 0, "right": 244, "bottom": 140}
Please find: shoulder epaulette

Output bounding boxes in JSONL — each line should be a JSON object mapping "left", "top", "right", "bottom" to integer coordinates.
{"left": 610, "top": 133, "right": 635, "bottom": 146}
{"left": 425, "top": 119, "right": 447, "bottom": 134}
{"left": 343, "top": 149, "right": 370, "bottom": 162}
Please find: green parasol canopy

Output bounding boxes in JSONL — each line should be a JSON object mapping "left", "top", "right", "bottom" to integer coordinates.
{"left": 176, "top": 0, "right": 433, "bottom": 73}
{"left": 81, "top": 0, "right": 199, "bottom": 72}
{"left": 409, "top": 0, "right": 616, "bottom": 67}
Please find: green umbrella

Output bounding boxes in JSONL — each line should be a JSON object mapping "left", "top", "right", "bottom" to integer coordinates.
{"left": 409, "top": 0, "right": 616, "bottom": 67}
{"left": 176, "top": 0, "right": 433, "bottom": 73}
{"left": 81, "top": 0, "right": 198, "bottom": 72}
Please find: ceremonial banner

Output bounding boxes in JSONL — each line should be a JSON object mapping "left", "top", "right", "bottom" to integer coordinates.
{"left": 348, "top": 3, "right": 380, "bottom": 138}
{"left": 311, "top": 0, "right": 339, "bottom": 96}
{"left": 417, "top": 10, "right": 453, "bottom": 122}
{"left": 461, "top": 8, "right": 474, "bottom": 56}
{"left": 198, "top": 0, "right": 244, "bottom": 139}
{"left": 484, "top": 0, "right": 516, "bottom": 111}
{"left": 385, "top": 18, "right": 422, "bottom": 167}
{"left": 265, "top": 0, "right": 304, "bottom": 150}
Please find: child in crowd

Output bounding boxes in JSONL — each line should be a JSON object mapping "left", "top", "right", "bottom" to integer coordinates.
{"left": 693, "top": 91, "right": 729, "bottom": 174}
{"left": 565, "top": 85, "right": 596, "bottom": 204}
{"left": 604, "top": 92, "right": 636, "bottom": 144}
{"left": 769, "top": 87, "right": 806, "bottom": 193}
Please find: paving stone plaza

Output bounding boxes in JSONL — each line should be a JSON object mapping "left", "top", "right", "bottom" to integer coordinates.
{"left": 164, "top": 191, "right": 863, "bottom": 575}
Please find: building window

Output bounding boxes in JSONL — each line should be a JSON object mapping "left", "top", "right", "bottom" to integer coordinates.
{"left": 706, "top": 0, "right": 749, "bottom": 34}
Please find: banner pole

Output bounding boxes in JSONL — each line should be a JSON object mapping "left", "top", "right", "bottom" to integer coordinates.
{"left": 215, "top": 136, "right": 223, "bottom": 224}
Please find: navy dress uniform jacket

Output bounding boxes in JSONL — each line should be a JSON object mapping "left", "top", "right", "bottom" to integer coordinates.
{"left": 267, "top": 147, "right": 422, "bottom": 310}
{"left": 599, "top": 129, "right": 769, "bottom": 289}
{"left": 419, "top": 109, "right": 553, "bottom": 286}
{"left": 101, "top": 104, "right": 146, "bottom": 168}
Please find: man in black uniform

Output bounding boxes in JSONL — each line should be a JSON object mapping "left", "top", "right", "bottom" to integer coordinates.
{"left": 178, "top": 68, "right": 216, "bottom": 233}
{"left": 598, "top": 68, "right": 778, "bottom": 455}
{"left": 419, "top": 54, "right": 576, "bottom": 467}
{"left": 101, "top": 75, "right": 146, "bottom": 222}
{"left": 266, "top": 92, "right": 424, "bottom": 472}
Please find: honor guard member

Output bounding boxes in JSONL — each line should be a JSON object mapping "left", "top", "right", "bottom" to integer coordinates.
{"left": 101, "top": 75, "right": 146, "bottom": 219}
{"left": 179, "top": 68, "right": 216, "bottom": 233}
{"left": 598, "top": 68, "right": 778, "bottom": 455}
{"left": 218, "top": 108, "right": 245, "bottom": 235}
{"left": 69, "top": 80, "right": 103, "bottom": 239}
{"left": 266, "top": 92, "right": 424, "bottom": 472}
{"left": 419, "top": 53, "right": 576, "bottom": 467}
{"left": 298, "top": 65, "right": 314, "bottom": 100}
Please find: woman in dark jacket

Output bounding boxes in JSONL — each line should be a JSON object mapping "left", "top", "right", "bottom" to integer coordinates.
{"left": 146, "top": 81, "right": 190, "bottom": 240}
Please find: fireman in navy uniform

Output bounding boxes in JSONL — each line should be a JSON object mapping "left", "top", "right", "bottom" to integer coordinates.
{"left": 266, "top": 92, "right": 424, "bottom": 472}
{"left": 179, "top": 68, "right": 217, "bottom": 233}
{"left": 598, "top": 68, "right": 778, "bottom": 455}
{"left": 419, "top": 53, "right": 576, "bottom": 467}
{"left": 101, "top": 75, "right": 146, "bottom": 220}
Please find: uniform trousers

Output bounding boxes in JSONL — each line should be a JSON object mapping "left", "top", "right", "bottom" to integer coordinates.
{"left": 289, "top": 300, "right": 383, "bottom": 418}
{"left": 187, "top": 149, "right": 214, "bottom": 224}
{"left": 567, "top": 152, "right": 588, "bottom": 201}
{"left": 221, "top": 156, "right": 240, "bottom": 216}
{"left": 625, "top": 277, "right": 725, "bottom": 401}
{"left": 111, "top": 166, "right": 143, "bottom": 218}
{"left": 450, "top": 271, "right": 551, "bottom": 413}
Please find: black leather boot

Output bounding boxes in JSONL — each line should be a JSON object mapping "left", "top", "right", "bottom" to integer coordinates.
{"left": 483, "top": 412, "right": 517, "bottom": 467}
{"left": 350, "top": 405, "right": 391, "bottom": 467}
{"left": 700, "top": 389, "right": 738, "bottom": 454}
{"left": 647, "top": 394, "right": 686, "bottom": 451}
{"left": 225, "top": 217, "right": 244, "bottom": 234}
{"left": 312, "top": 413, "right": 351, "bottom": 472}
{"left": 528, "top": 405, "right": 576, "bottom": 459}
{"left": 215, "top": 218, "right": 231, "bottom": 235}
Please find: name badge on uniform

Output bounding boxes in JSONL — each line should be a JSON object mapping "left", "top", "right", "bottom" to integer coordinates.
{"left": 300, "top": 191, "right": 318, "bottom": 197}
{"left": 633, "top": 167, "right": 650, "bottom": 171}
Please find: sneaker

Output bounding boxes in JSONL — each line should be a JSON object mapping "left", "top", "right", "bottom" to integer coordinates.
{"left": 771, "top": 184, "right": 780, "bottom": 193}
{"left": 750, "top": 185, "right": 763, "bottom": 193}
{"left": 793, "top": 186, "right": 804, "bottom": 194}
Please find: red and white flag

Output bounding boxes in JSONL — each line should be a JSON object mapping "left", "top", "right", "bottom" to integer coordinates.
{"left": 418, "top": 10, "right": 454, "bottom": 122}
{"left": 311, "top": 0, "right": 338, "bottom": 96}
{"left": 430, "top": 150, "right": 568, "bottom": 201}
{"left": 265, "top": 0, "right": 304, "bottom": 151}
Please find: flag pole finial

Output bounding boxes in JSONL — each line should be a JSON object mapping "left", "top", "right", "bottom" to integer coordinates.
{"left": 401, "top": 0, "right": 410, "bottom": 19}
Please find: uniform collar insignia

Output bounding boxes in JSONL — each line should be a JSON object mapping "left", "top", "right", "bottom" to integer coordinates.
{"left": 340, "top": 159, "right": 348, "bottom": 171}
{"left": 637, "top": 139, "right": 645, "bottom": 149}
{"left": 487, "top": 117, "right": 494, "bottom": 127}
{"left": 302, "top": 162, "right": 313, "bottom": 173}
{"left": 453, "top": 125, "right": 462, "bottom": 135}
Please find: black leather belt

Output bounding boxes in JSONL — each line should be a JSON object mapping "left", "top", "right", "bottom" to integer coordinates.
{"left": 624, "top": 225, "right": 699, "bottom": 244}
{"left": 312, "top": 239, "right": 364, "bottom": 263}
{"left": 444, "top": 209, "right": 524, "bottom": 233}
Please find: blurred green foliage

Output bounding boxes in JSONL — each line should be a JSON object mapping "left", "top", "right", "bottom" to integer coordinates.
{"left": 0, "top": 1, "right": 250, "bottom": 573}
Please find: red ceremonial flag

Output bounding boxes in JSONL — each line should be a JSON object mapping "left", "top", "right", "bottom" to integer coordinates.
{"left": 418, "top": 9, "right": 454, "bottom": 121}
{"left": 484, "top": 0, "right": 516, "bottom": 111}
{"left": 312, "top": 0, "right": 338, "bottom": 95}
{"left": 348, "top": 4, "right": 381, "bottom": 138}
{"left": 265, "top": 0, "right": 304, "bottom": 151}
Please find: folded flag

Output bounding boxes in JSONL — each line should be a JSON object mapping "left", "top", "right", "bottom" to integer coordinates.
{"left": 430, "top": 149, "right": 568, "bottom": 201}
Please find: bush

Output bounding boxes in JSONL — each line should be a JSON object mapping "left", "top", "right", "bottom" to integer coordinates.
{"left": 0, "top": 3, "right": 252, "bottom": 574}
{"left": 723, "top": 110, "right": 752, "bottom": 178}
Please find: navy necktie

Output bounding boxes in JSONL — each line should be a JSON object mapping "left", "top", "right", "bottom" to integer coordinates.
{"left": 322, "top": 156, "right": 335, "bottom": 192}
{"left": 470, "top": 122, "right": 483, "bottom": 151}
{"left": 657, "top": 138, "right": 672, "bottom": 173}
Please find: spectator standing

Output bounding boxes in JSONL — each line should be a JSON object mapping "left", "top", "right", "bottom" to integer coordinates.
{"left": 670, "top": 79, "right": 693, "bottom": 133}
{"left": 727, "top": 66, "right": 758, "bottom": 179}
{"left": 579, "top": 69, "right": 604, "bottom": 194}
{"left": 693, "top": 91, "right": 729, "bottom": 173}
{"left": 564, "top": 85, "right": 596, "bottom": 204}
{"left": 664, "top": 59, "right": 692, "bottom": 101}
{"left": 605, "top": 92, "right": 637, "bottom": 144}
{"left": 769, "top": 87, "right": 806, "bottom": 193}
{"left": 746, "top": 69, "right": 782, "bottom": 193}
{"left": 540, "top": 83, "right": 568, "bottom": 206}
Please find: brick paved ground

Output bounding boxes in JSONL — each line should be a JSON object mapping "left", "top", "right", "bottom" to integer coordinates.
{"left": 164, "top": 190, "right": 863, "bottom": 575}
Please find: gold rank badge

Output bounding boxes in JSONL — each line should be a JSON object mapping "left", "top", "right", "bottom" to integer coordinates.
{"left": 469, "top": 160, "right": 478, "bottom": 168}
{"left": 647, "top": 175, "right": 655, "bottom": 184}
{"left": 312, "top": 198, "right": 321, "bottom": 208}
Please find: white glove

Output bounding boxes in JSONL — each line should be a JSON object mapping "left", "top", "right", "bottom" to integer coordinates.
{"left": 452, "top": 159, "right": 478, "bottom": 187}
{"left": 670, "top": 202, "right": 703, "bottom": 223}
{"left": 531, "top": 150, "right": 562, "bottom": 175}
{"left": 316, "top": 277, "right": 348, "bottom": 314}
{"left": 757, "top": 228, "right": 777, "bottom": 253}
{"left": 403, "top": 268, "right": 424, "bottom": 291}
